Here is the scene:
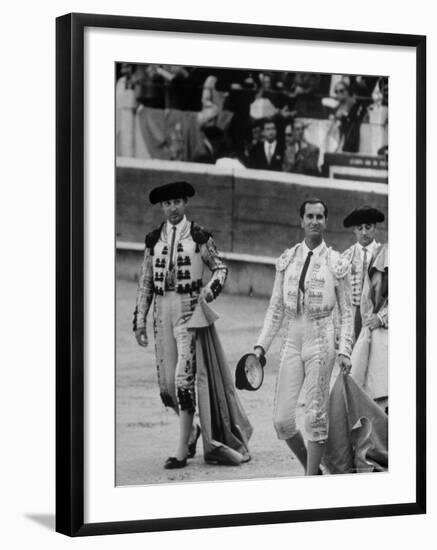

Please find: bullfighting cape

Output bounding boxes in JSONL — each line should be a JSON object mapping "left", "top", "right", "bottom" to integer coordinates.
{"left": 185, "top": 301, "right": 253, "bottom": 465}
{"left": 323, "top": 373, "right": 388, "bottom": 474}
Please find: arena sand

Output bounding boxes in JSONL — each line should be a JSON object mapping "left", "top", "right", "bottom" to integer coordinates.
{"left": 115, "top": 279, "right": 334, "bottom": 486}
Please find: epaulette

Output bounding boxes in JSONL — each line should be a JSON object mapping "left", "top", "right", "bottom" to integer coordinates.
{"left": 276, "top": 244, "right": 299, "bottom": 272}
{"left": 328, "top": 248, "right": 350, "bottom": 279}
{"left": 190, "top": 222, "right": 211, "bottom": 244}
{"left": 340, "top": 245, "right": 354, "bottom": 265}
{"left": 145, "top": 223, "right": 164, "bottom": 252}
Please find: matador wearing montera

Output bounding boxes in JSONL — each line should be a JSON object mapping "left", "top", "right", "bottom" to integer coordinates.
{"left": 133, "top": 180, "right": 228, "bottom": 469}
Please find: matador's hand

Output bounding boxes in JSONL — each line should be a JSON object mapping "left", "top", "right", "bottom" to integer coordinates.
{"left": 364, "top": 313, "right": 382, "bottom": 331}
{"left": 135, "top": 327, "right": 148, "bottom": 347}
{"left": 200, "top": 287, "right": 214, "bottom": 303}
{"left": 338, "top": 354, "right": 352, "bottom": 375}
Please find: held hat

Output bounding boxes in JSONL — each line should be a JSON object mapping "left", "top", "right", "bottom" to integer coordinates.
{"left": 235, "top": 353, "right": 266, "bottom": 391}
{"left": 149, "top": 181, "right": 195, "bottom": 205}
{"left": 343, "top": 206, "right": 385, "bottom": 228}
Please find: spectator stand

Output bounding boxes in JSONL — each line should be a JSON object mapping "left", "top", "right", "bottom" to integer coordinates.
{"left": 116, "top": 65, "right": 388, "bottom": 179}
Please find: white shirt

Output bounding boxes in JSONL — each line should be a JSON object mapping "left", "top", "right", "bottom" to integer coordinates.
{"left": 301, "top": 239, "right": 326, "bottom": 262}
{"left": 356, "top": 240, "right": 379, "bottom": 262}
{"left": 165, "top": 215, "right": 189, "bottom": 265}
{"left": 264, "top": 140, "right": 277, "bottom": 163}
{"left": 299, "top": 240, "right": 326, "bottom": 302}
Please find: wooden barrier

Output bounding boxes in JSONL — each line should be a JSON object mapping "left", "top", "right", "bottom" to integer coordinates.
{"left": 116, "top": 158, "right": 388, "bottom": 295}
{"left": 117, "top": 157, "right": 388, "bottom": 253}
{"left": 116, "top": 159, "right": 234, "bottom": 251}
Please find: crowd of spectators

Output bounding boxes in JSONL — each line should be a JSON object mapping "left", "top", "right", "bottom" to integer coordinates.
{"left": 116, "top": 63, "right": 389, "bottom": 175}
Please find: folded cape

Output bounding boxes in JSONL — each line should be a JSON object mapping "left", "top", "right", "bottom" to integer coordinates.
{"left": 186, "top": 301, "right": 253, "bottom": 465}
{"left": 323, "top": 373, "right": 388, "bottom": 474}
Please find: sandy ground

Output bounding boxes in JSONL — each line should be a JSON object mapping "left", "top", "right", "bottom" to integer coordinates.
{"left": 115, "top": 280, "right": 316, "bottom": 486}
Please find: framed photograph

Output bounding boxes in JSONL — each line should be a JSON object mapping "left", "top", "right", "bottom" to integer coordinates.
{"left": 56, "top": 12, "right": 426, "bottom": 537}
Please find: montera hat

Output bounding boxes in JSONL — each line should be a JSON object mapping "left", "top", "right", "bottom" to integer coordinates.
{"left": 235, "top": 353, "right": 266, "bottom": 391}
{"left": 343, "top": 206, "right": 385, "bottom": 228}
{"left": 149, "top": 181, "right": 195, "bottom": 205}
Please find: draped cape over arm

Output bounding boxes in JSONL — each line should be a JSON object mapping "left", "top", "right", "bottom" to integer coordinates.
{"left": 185, "top": 301, "right": 253, "bottom": 465}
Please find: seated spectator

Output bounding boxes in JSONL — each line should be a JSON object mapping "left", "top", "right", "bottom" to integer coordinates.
{"left": 156, "top": 65, "right": 193, "bottom": 110}
{"left": 360, "top": 81, "right": 388, "bottom": 154}
{"left": 168, "top": 122, "right": 185, "bottom": 161}
{"left": 242, "top": 120, "right": 263, "bottom": 164}
{"left": 197, "top": 75, "right": 228, "bottom": 127}
{"left": 191, "top": 126, "right": 226, "bottom": 164}
{"left": 332, "top": 82, "right": 365, "bottom": 152}
{"left": 282, "top": 120, "right": 320, "bottom": 176}
{"left": 132, "top": 64, "right": 166, "bottom": 109}
{"left": 282, "top": 72, "right": 327, "bottom": 118}
{"left": 223, "top": 73, "right": 258, "bottom": 160}
{"left": 255, "top": 72, "right": 287, "bottom": 109}
{"left": 247, "top": 118, "right": 283, "bottom": 171}
{"left": 350, "top": 75, "right": 378, "bottom": 104}
{"left": 116, "top": 63, "right": 137, "bottom": 157}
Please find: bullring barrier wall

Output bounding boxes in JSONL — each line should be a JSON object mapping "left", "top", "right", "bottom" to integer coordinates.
{"left": 116, "top": 157, "right": 388, "bottom": 297}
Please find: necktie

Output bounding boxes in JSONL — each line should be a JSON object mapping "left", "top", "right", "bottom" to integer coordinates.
{"left": 168, "top": 226, "right": 177, "bottom": 270}
{"left": 354, "top": 247, "right": 368, "bottom": 337}
{"left": 299, "top": 251, "right": 313, "bottom": 293}
{"left": 267, "top": 143, "right": 273, "bottom": 164}
{"left": 361, "top": 247, "right": 368, "bottom": 287}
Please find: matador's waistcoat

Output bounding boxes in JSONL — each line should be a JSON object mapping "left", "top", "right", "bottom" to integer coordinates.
{"left": 256, "top": 241, "right": 353, "bottom": 358}
{"left": 133, "top": 220, "right": 228, "bottom": 332}
{"left": 277, "top": 242, "right": 350, "bottom": 319}
{"left": 341, "top": 242, "right": 381, "bottom": 306}
{"left": 147, "top": 221, "right": 211, "bottom": 296}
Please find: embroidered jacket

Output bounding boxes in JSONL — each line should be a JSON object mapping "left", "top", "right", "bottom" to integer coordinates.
{"left": 256, "top": 242, "right": 353, "bottom": 357}
{"left": 360, "top": 243, "right": 388, "bottom": 328}
{"left": 133, "top": 220, "right": 228, "bottom": 331}
{"left": 341, "top": 241, "right": 381, "bottom": 306}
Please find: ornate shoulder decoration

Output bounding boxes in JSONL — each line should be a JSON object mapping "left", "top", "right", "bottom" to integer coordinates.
{"left": 190, "top": 221, "right": 212, "bottom": 244}
{"left": 328, "top": 247, "right": 350, "bottom": 279}
{"left": 276, "top": 244, "right": 299, "bottom": 272}
{"left": 145, "top": 223, "right": 164, "bottom": 252}
{"left": 370, "top": 243, "right": 388, "bottom": 273}
{"left": 340, "top": 245, "right": 354, "bottom": 264}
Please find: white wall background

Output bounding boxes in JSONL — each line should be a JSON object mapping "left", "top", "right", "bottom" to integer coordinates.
{"left": 0, "top": 0, "right": 433, "bottom": 547}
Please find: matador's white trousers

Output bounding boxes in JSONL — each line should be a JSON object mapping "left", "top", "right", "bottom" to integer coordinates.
{"left": 274, "top": 315, "right": 336, "bottom": 443}
{"left": 153, "top": 291, "right": 198, "bottom": 413}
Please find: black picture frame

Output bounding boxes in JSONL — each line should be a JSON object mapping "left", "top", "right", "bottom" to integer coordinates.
{"left": 56, "top": 12, "right": 426, "bottom": 537}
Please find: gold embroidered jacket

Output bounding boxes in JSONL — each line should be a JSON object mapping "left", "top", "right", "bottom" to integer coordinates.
{"left": 341, "top": 242, "right": 381, "bottom": 306}
{"left": 133, "top": 221, "right": 228, "bottom": 331}
{"left": 256, "top": 242, "right": 353, "bottom": 357}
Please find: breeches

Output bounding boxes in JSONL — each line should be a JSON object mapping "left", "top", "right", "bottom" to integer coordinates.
{"left": 153, "top": 292, "right": 198, "bottom": 413}
{"left": 274, "top": 316, "right": 336, "bottom": 442}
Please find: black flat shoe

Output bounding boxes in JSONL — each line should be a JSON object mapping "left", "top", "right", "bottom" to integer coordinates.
{"left": 187, "top": 425, "right": 201, "bottom": 459}
{"left": 164, "top": 456, "right": 187, "bottom": 469}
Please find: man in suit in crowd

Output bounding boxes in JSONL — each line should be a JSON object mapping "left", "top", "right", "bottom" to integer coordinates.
{"left": 282, "top": 119, "right": 320, "bottom": 176}
{"left": 247, "top": 118, "right": 283, "bottom": 171}
{"left": 341, "top": 206, "right": 385, "bottom": 341}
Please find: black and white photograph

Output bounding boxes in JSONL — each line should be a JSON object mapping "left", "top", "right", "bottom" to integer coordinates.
{"left": 115, "top": 63, "right": 389, "bottom": 486}
{"left": 1, "top": 0, "right": 433, "bottom": 547}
